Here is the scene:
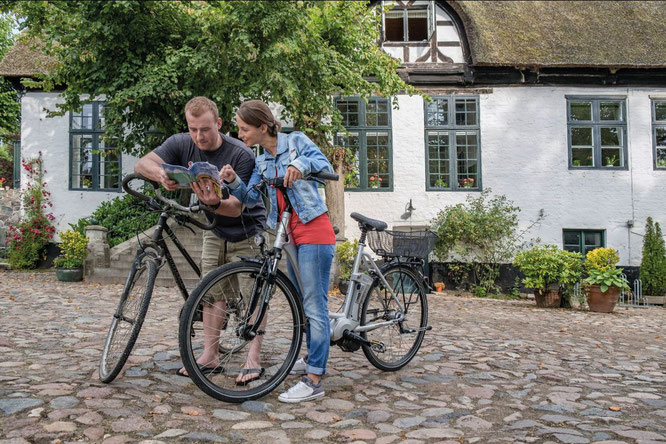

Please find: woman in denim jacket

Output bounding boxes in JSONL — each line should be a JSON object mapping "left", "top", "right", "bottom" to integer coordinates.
{"left": 221, "top": 100, "right": 335, "bottom": 403}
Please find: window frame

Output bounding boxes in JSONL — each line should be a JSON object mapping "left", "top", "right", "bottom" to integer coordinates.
{"left": 566, "top": 96, "right": 628, "bottom": 170}
{"left": 69, "top": 101, "right": 122, "bottom": 192}
{"left": 382, "top": 3, "right": 430, "bottom": 43}
{"left": 424, "top": 95, "right": 482, "bottom": 191}
{"left": 12, "top": 139, "right": 20, "bottom": 189}
{"left": 562, "top": 229, "right": 606, "bottom": 255}
{"left": 335, "top": 97, "right": 393, "bottom": 192}
{"left": 652, "top": 98, "right": 666, "bottom": 170}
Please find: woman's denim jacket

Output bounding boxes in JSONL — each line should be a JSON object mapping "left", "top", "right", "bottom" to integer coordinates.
{"left": 227, "top": 131, "right": 334, "bottom": 230}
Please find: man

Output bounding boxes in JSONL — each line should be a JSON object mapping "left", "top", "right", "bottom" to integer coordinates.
{"left": 134, "top": 96, "right": 267, "bottom": 379}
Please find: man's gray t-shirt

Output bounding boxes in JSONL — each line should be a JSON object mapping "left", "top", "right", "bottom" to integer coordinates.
{"left": 153, "top": 133, "right": 267, "bottom": 242}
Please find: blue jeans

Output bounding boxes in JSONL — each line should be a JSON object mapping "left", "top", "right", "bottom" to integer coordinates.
{"left": 287, "top": 243, "right": 334, "bottom": 376}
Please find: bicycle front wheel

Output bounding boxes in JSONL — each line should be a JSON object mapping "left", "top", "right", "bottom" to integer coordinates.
{"left": 99, "top": 254, "right": 157, "bottom": 383}
{"left": 179, "top": 261, "right": 303, "bottom": 403}
{"left": 360, "top": 265, "right": 428, "bottom": 371}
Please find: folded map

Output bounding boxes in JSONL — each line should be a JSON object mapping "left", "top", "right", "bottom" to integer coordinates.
{"left": 162, "top": 162, "right": 223, "bottom": 197}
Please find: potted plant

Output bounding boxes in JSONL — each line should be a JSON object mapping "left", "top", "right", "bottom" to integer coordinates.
{"left": 514, "top": 244, "right": 583, "bottom": 308}
{"left": 434, "top": 178, "right": 448, "bottom": 188}
{"left": 582, "top": 247, "right": 629, "bottom": 312}
{"left": 368, "top": 175, "right": 382, "bottom": 188}
{"left": 54, "top": 229, "right": 89, "bottom": 282}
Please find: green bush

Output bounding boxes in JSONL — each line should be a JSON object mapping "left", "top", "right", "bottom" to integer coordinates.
{"left": 70, "top": 192, "right": 159, "bottom": 248}
{"left": 335, "top": 239, "right": 358, "bottom": 282}
{"left": 514, "top": 244, "right": 583, "bottom": 295}
{"left": 640, "top": 217, "right": 666, "bottom": 296}
{"left": 53, "top": 229, "right": 88, "bottom": 268}
{"left": 429, "top": 189, "right": 528, "bottom": 295}
{"left": 584, "top": 247, "right": 620, "bottom": 272}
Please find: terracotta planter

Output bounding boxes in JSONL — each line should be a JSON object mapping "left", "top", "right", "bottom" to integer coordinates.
{"left": 586, "top": 285, "right": 620, "bottom": 313}
{"left": 56, "top": 267, "right": 84, "bottom": 282}
{"left": 534, "top": 289, "right": 561, "bottom": 308}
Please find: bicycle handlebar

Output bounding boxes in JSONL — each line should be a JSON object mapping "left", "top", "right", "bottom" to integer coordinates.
{"left": 263, "top": 170, "right": 339, "bottom": 187}
{"left": 121, "top": 173, "right": 221, "bottom": 231}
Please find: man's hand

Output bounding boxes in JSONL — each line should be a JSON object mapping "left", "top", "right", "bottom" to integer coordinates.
{"left": 220, "top": 164, "right": 237, "bottom": 183}
{"left": 284, "top": 165, "right": 302, "bottom": 188}
{"left": 158, "top": 169, "right": 179, "bottom": 191}
{"left": 191, "top": 178, "right": 221, "bottom": 208}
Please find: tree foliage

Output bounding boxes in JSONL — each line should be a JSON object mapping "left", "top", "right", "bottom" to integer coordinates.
{"left": 640, "top": 217, "right": 666, "bottom": 296}
{"left": 6, "top": 1, "right": 416, "bottom": 233}
{"left": 0, "top": 12, "right": 19, "bottom": 138}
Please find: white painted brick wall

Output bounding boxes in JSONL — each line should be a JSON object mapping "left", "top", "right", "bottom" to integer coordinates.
{"left": 20, "top": 93, "right": 137, "bottom": 240}
{"left": 20, "top": 87, "right": 666, "bottom": 265}
{"left": 344, "top": 87, "right": 666, "bottom": 267}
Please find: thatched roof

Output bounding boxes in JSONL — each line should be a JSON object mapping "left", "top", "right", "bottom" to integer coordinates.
{"left": 1, "top": 1, "right": 666, "bottom": 77}
{"left": 453, "top": 1, "right": 666, "bottom": 68}
{"left": 0, "top": 37, "right": 54, "bottom": 78}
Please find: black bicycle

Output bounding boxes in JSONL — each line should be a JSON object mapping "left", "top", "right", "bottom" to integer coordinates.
{"left": 98, "top": 173, "right": 227, "bottom": 383}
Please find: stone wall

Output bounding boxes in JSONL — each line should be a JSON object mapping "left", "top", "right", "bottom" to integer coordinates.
{"left": 0, "top": 188, "right": 21, "bottom": 254}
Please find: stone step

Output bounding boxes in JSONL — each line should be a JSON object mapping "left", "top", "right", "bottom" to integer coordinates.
{"left": 89, "top": 220, "right": 205, "bottom": 289}
{"left": 88, "top": 265, "right": 201, "bottom": 290}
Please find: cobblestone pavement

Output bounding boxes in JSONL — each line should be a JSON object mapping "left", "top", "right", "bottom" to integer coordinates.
{"left": 1, "top": 270, "right": 665, "bottom": 444}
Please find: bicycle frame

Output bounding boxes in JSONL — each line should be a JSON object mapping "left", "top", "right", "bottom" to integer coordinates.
{"left": 269, "top": 209, "right": 408, "bottom": 343}
{"left": 137, "top": 210, "right": 202, "bottom": 302}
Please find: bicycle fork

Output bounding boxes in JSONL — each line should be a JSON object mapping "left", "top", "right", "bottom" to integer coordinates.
{"left": 238, "top": 209, "right": 293, "bottom": 341}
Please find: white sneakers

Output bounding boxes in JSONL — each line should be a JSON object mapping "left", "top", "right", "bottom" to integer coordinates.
{"left": 278, "top": 376, "right": 324, "bottom": 403}
{"left": 289, "top": 357, "right": 308, "bottom": 375}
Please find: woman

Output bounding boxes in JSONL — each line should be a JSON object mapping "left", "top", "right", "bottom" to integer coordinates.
{"left": 220, "top": 100, "right": 335, "bottom": 403}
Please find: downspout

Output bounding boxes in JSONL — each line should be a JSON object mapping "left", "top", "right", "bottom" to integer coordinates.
{"left": 627, "top": 88, "right": 635, "bottom": 266}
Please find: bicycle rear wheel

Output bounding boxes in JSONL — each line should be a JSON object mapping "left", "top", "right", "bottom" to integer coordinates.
{"left": 179, "top": 261, "right": 303, "bottom": 403}
{"left": 359, "top": 265, "right": 428, "bottom": 371}
{"left": 99, "top": 253, "right": 157, "bottom": 383}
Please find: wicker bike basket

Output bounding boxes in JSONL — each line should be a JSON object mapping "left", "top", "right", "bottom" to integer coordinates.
{"left": 367, "top": 230, "right": 437, "bottom": 259}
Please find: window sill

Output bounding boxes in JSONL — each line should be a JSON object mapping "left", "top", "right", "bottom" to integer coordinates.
{"left": 345, "top": 188, "right": 394, "bottom": 192}
{"left": 70, "top": 188, "right": 123, "bottom": 193}
{"left": 568, "top": 166, "right": 629, "bottom": 171}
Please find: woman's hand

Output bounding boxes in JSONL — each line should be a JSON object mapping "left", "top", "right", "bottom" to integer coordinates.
{"left": 284, "top": 165, "right": 302, "bottom": 188}
{"left": 158, "top": 169, "right": 179, "bottom": 191}
{"left": 220, "top": 164, "right": 237, "bottom": 183}
{"left": 191, "top": 178, "right": 221, "bottom": 207}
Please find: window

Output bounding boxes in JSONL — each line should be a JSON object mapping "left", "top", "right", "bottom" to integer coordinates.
{"left": 424, "top": 96, "right": 480, "bottom": 190}
{"left": 70, "top": 102, "right": 121, "bottom": 191}
{"left": 383, "top": 2, "right": 434, "bottom": 42}
{"left": 567, "top": 97, "right": 627, "bottom": 169}
{"left": 652, "top": 99, "right": 666, "bottom": 169}
{"left": 563, "top": 229, "right": 605, "bottom": 255}
{"left": 335, "top": 97, "right": 392, "bottom": 191}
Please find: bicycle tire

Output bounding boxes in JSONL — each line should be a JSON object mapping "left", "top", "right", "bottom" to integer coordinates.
{"left": 179, "top": 261, "right": 303, "bottom": 403}
{"left": 359, "top": 264, "right": 428, "bottom": 371}
{"left": 99, "top": 254, "right": 157, "bottom": 383}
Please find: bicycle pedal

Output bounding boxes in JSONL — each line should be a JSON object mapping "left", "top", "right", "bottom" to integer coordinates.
{"left": 371, "top": 341, "right": 386, "bottom": 353}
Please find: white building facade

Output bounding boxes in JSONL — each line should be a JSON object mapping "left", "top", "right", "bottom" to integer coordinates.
{"left": 5, "top": 1, "right": 666, "bottom": 268}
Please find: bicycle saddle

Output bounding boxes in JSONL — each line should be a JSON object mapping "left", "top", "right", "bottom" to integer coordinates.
{"left": 350, "top": 212, "right": 388, "bottom": 231}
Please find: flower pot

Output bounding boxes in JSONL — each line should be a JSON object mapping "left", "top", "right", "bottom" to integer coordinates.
{"left": 586, "top": 285, "right": 620, "bottom": 313}
{"left": 434, "top": 282, "right": 445, "bottom": 292}
{"left": 56, "top": 267, "right": 84, "bottom": 282}
{"left": 534, "top": 289, "right": 561, "bottom": 308}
